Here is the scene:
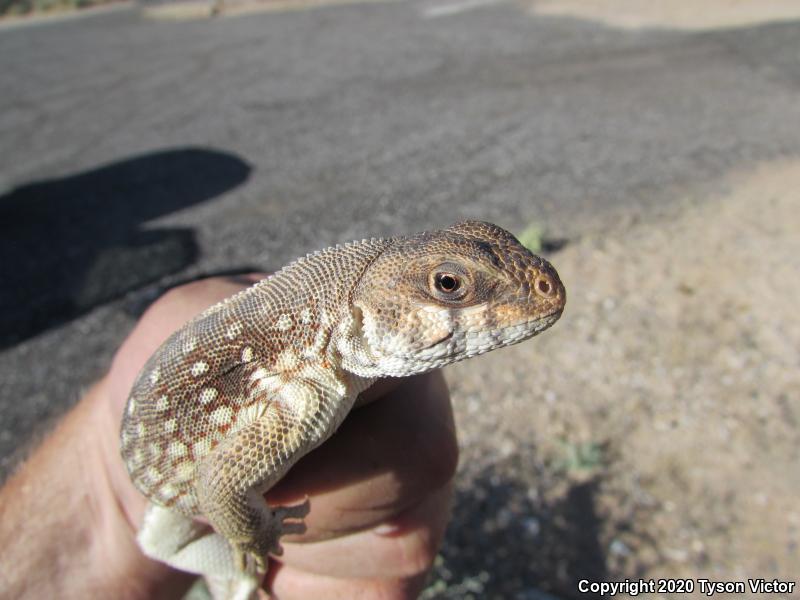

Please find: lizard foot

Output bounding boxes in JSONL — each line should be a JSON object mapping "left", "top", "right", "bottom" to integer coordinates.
{"left": 233, "top": 498, "right": 310, "bottom": 573}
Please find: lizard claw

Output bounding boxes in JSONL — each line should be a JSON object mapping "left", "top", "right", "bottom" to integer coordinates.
{"left": 265, "top": 497, "right": 310, "bottom": 554}
{"left": 233, "top": 498, "right": 310, "bottom": 572}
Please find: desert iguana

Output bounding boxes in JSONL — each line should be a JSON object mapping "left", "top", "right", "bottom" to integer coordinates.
{"left": 120, "top": 220, "right": 566, "bottom": 599}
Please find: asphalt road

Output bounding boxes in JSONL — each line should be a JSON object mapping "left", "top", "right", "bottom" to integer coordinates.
{"left": 1, "top": 1, "right": 799, "bottom": 592}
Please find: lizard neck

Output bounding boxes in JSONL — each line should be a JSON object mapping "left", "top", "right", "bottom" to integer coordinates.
{"left": 329, "top": 302, "right": 386, "bottom": 379}
{"left": 263, "top": 236, "right": 392, "bottom": 380}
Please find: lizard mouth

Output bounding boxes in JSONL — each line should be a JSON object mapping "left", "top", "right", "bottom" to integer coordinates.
{"left": 414, "top": 308, "right": 563, "bottom": 365}
{"left": 477, "top": 308, "right": 563, "bottom": 347}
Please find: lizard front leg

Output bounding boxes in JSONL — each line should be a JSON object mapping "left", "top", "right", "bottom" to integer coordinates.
{"left": 196, "top": 380, "right": 355, "bottom": 577}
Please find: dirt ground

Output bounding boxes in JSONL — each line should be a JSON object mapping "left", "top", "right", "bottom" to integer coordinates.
{"left": 428, "top": 159, "right": 800, "bottom": 598}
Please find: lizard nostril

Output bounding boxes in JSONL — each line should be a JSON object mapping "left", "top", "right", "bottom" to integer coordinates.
{"left": 534, "top": 276, "right": 554, "bottom": 297}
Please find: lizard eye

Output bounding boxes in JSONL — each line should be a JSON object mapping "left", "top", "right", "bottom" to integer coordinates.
{"left": 427, "top": 262, "right": 470, "bottom": 301}
{"left": 434, "top": 273, "right": 460, "bottom": 293}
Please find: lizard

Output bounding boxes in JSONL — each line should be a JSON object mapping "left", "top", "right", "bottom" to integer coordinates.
{"left": 120, "top": 220, "right": 566, "bottom": 599}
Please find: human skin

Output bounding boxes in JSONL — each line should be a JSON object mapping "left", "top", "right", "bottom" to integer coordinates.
{"left": 0, "top": 276, "right": 458, "bottom": 599}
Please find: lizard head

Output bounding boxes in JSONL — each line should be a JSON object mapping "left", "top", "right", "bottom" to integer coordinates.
{"left": 351, "top": 220, "right": 566, "bottom": 376}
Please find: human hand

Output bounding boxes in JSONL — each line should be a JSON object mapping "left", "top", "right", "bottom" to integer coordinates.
{"left": 94, "top": 275, "right": 458, "bottom": 599}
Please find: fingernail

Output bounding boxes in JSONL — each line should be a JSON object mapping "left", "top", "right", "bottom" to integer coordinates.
{"left": 374, "top": 522, "right": 401, "bottom": 536}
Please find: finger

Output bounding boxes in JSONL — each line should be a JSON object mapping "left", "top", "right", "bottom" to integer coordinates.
{"left": 355, "top": 376, "right": 402, "bottom": 405}
{"left": 268, "top": 566, "right": 428, "bottom": 600}
{"left": 270, "top": 481, "right": 452, "bottom": 581}
{"left": 266, "top": 371, "right": 458, "bottom": 541}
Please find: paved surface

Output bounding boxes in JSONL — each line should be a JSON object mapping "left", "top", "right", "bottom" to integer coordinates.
{"left": 1, "top": 2, "right": 799, "bottom": 595}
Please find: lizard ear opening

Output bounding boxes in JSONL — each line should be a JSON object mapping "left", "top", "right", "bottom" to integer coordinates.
{"left": 350, "top": 303, "right": 382, "bottom": 359}
{"left": 350, "top": 303, "right": 365, "bottom": 334}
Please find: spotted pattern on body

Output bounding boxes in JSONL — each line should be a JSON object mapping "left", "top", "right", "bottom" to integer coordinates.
{"left": 120, "top": 221, "right": 566, "bottom": 595}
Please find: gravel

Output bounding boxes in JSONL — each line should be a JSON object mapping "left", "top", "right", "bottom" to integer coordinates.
{"left": 427, "top": 159, "right": 800, "bottom": 598}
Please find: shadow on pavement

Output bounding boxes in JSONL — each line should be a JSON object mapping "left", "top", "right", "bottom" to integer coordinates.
{"left": 0, "top": 148, "right": 251, "bottom": 348}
